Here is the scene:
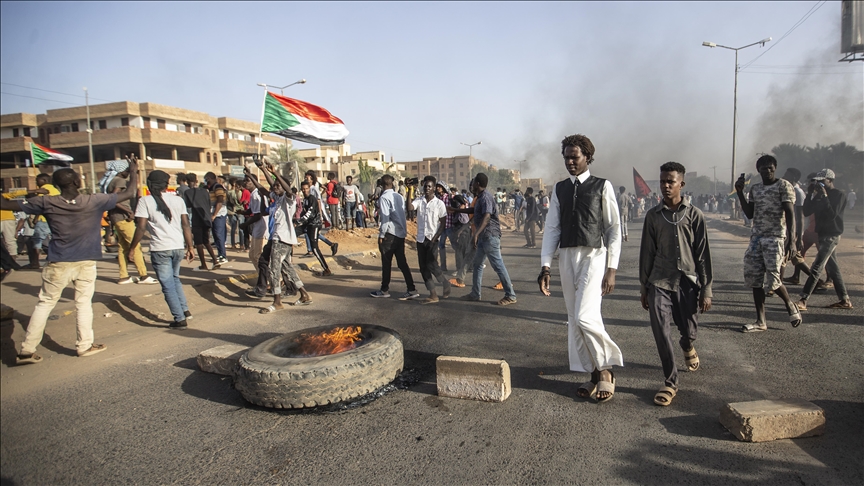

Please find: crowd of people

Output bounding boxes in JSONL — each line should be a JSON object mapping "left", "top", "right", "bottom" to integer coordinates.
{"left": 0, "top": 135, "right": 855, "bottom": 410}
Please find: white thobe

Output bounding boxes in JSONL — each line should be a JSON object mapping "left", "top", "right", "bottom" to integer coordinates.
{"left": 540, "top": 170, "right": 624, "bottom": 373}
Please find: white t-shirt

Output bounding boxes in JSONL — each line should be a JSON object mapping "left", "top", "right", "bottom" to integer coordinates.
{"left": 134, "top": 192, "right": 188, "bottom": 252}
{"left": 343, "top": 184, "right": 360, "bottom": 203}
{"left": 412, "top": 196, "right": 447, "bottom": 243}
{"left": 269, "top": 193, "right": 298, "bottom": 245}
{"left": 248, "top": 188, "right": 270, "bottom": 240}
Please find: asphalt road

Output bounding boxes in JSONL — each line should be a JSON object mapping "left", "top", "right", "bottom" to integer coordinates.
{"left": 1, "top": 217, "right": 862, "bottom": 485}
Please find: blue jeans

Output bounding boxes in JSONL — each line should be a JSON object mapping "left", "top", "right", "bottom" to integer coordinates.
{"left": 31, "top": 221, "right": 51, "bottom": 250}
{"left": 471, "top": 235, "right": 515, "bottom": 300}
{"left": 228, "top": 213, "right": 245, "bottom": 247}
{"left": 439, "top": 226, "right": 455, "bottom": 271}
{"left": 150, "top": 249, "right": 189, "bottom": 323}
{"left": 211, "top": 216, "right": 227, "bottom": 259}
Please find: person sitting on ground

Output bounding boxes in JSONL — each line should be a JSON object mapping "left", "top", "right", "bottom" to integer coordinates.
{"left": 2, "top": 157, "right": 141, "bottom": 364}
{"left": 639, "top": 162, "right": 712, "bottom": 407}
{"left": 128, "top": 170, "right": 195, "bottom": 330}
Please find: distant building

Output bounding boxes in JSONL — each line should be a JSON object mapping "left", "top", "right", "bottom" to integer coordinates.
{"left": 402, "top": 155, "right": 489, "bottom": 189}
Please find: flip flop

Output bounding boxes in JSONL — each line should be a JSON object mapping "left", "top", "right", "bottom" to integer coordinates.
{"left": 596, "top": 371, "right": 615, "bottom": 403}
{"left": 684, "top": 347, "right": 700, "bottom": 371}
{"left": 576, "top": 381, "right": 597, "bottom": 399}
{"left": 789, "top": 309, "right": 803, "bottom": 327}
{"left": 654, "top": 386, "right": 677, "bottom": 406}
{"left": 293, "top": 299, "right": 312, "bottom": 306}
{"left": 741, "top": 323, "right": 767, "bottom": 333}
{"left": 826, "top": 301, "right": 854, "bottom": 309}
{"left": 259, "top": 305, "right": 284, "bottom": 314}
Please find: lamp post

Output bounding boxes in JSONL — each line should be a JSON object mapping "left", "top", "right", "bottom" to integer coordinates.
{"left": 460, "top": 141, "right": 481, "bottom": 160}
{"left": 84, "top": 87, "right": 96, "bottom": 194}
{"left": 702, "top": 37, "right": 770, "bottom": 218}
{"left": 256, "top": 79, "right": 306, "bottom": 187}
{"left": 514, "top": 159, "right": 525, "bottom": 184}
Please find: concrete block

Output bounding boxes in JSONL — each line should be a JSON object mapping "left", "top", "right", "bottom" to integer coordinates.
{"left": 436, "top": 356, "right": 511, "bottom": 402}
{"left": 719, "top": 399, "right": 825, "bottom": 442}
{"left": 197, "top": 345, "right": 248, "bottom": 376}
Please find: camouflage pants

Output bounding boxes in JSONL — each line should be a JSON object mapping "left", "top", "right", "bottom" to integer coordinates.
{"left": 743, "top": 236, "right": 784, "bottom": 290}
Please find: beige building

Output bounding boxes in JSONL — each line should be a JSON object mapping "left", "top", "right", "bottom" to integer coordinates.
{"left": 296, "top": 147, "right": 405, "bottom": 182}
{"left": 1, "top": 101, "right": 286, "bottom": 191}
{"left": 401, "top": 155, "right": 489, "bottom": 189}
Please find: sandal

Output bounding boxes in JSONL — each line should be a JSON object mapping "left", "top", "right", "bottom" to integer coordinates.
{"left": 795, "top": 300, "right": 807, "bottom": 312}
{"left": 259, "top": 305, "right": 283, "bottom": 314}
{"left": 494, "top": 282, "right": 504, "bottom": 290}
{"left": 497, "top": 297, "right": 517, "bottom": 306}
{"left": 789, "top": 309, "right": 803, "bottom": 327}
{"left": 826, "top": 301, "right": 854, "bottom": 309}
{"left": 596, "top": 371, "right": 615, "bottom": 403}
{"left": 741, "top": 323, "right": 767, "bottom": 333}
{"left": 654, "top": 386, "right": 677, "bottom": 406}
{"left": 577, "top": 381, "right": 597, "bottom": 399}
{"left": 16, "top": 353, "right": 43, "bottom": 365}
{"left": 684, "top": 347, "right": 699, "bottom": 371}
{"left": 293, "top": 299, "right": 312, "bottom": 306}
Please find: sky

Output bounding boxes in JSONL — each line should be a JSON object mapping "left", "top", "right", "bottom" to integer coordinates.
{"left": 1, "top": 1, "right": 861, "bottom": 191}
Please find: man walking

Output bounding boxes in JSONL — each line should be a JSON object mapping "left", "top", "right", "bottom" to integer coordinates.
{"left": 342, "top": 175, "right": 361, "bottom": 231}
{"left": 512, "top": 189, "right": 525, "bottom": 232}
{"left": 3, "top": 159, "right": 141, "bottom": 363}
{"left": 522, "top": 187, "right": 540, "bottom": 248}
{"left": 242, "top": 171, "right": 269, "bottom": 266}
{"left": 538, "top": 134, "right": 622, "bottom": 402}
{"left": 325, "top": 172, "right": 342, "bottom": 230}
{"left": 105, "top": 160, "right": 157, "bottom": 285}
{"left": 128, "top": 170, "right": 195, "bottom": 330}
{"left": 413, "top": 176, "right": 451, "bottom": 304}
{"left": 735, "top": 155, "right": 802, "bottom": 332}
{"left": 796, "top": 169, "right": 852, "bottom": 310}
{"left": 204, "top": 172, "right": 228, "bottom": 265}
{"left": 450, "top": 173, "right": 517, "bottom": 306}
{"left": 617, "top": 185, "right": 632, "bottom": 242}
{"left": 370, "top": 174, "right": 419, "bottom": 300}
{"left": 639, "top": 162, "right": 712, "bottom": 406}
{"left": 434, "top": 181, "right": 452, "bottom": 273}
{"left": 182, "top": 173, "right": 220, "bottom": 271}
{"left": 447, "top": 194, "right": 472, "bottom": 288}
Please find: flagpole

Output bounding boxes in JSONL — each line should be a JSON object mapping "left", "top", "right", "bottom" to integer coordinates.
{"left": 29, "top": 142, "right": 34, "bottom": 169}
{"left": 255, "top": 85, "right": 269, "bottom": 158}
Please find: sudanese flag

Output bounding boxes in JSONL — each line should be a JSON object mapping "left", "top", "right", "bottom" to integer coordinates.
{"left": 261, "top": 92, "right": 348, "bottom": 146}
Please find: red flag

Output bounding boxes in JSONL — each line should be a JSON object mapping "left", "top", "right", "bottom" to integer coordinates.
{"left": 633, "top": 168, "right": 651, "bottom": 198}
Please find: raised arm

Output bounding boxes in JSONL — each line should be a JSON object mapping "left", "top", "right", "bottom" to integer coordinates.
{"left": 116, "top": 156, "right": 139, "bottom": 204}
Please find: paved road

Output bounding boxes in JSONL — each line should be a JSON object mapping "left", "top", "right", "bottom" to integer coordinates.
{"left": 1, "top": 218, "right": 862, "bottom": 485}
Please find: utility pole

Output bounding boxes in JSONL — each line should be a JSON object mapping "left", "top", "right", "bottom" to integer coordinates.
{"left": 710, "top": 165, "right": 717, "bottom": 195}
{"left": 84, "top": 87, "right": 95, "bottom": 194}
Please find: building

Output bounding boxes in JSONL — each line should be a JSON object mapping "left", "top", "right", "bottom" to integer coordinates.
{"left": 1, "top": 101, "right": 286, "bottom": 191}
{"left": 401, "top": 155, "right": 489, "bottom": 189}
{"left": 519, "top": 177, "right": 544, "bottom": 193}
{"left": 295, "top": 147, "right": 406, "bottom": 182}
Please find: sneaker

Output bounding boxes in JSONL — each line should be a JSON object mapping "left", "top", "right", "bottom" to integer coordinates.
{"left": 184, "top": 310, "right": 193, "bottom": 320}
{"left": 193, "top": 266, "right": 210, "bottom": 272}
{"left": 16, "top": 353, "right": 42, "bottom": 365}
{"left": 218, "top": 256, "right": 229, "bottom": 264}
{"left": 461, "top": 293, "right": 481, "bottom": 301}
{"left": 138, "top": 276, "right": 158, "bottom": 284}
{"left": 398, "top": 291, "right": 421, "bottom": 301}
{"left": 78, "top": 343, "right": 108, "bottom": 357}
{"left": 117, "top": 277, "right": 135, "bottom": 285}
{"left": 370, "top": 290, "right": 391, "bottom": 298}
{"left": 331, "top": 243, "right": 339, "bottom": 256}
{"left": 169, "top": 320, "right": 188, "bottom": 330}
{"left": 245, "top": 289, "right": 265, "bottom": 300}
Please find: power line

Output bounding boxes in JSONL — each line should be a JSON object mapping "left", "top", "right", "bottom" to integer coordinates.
{"left": 0, "top": 91, "right": 80, "bottom": 105}
{"left": 0, "top": 82, "right": 114, "bottom": 102}
{"left": 740, "top": 0, "right": 827, "bottom": 70}
{"left": 740, "top": 71, "right": 862, "bottom": 75}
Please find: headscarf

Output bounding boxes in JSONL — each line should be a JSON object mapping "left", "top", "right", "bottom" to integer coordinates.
{"left": 98, "top": 159, "right": 130, "bottom": 194}
{"left": 147, "top": 170, "right": 172, "bottom": 222}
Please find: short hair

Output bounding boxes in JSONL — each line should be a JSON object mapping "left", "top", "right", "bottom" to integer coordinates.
{"left": 187, "top": 173, "right": 198, "bottom": 183}
{"left": 36, "top": 173, "right": 51, "bottom": 183}
{"left": 784, "top": 168, "right": 801, "bottom": 181}
{"left": 660, "top": 161, "right": 687, "bottom": 175}
{"left": 52, "top": 168, "right": 78, "bottom": 188}
{"left": 561, "top": 134, "right": 595, "bottom": 163}
{"left": 300, "top": 181, "right": 310, "bottom": 188}
{"left": 176, "top": 173, "right": 187, "bottom": 183}
{"left": 619, "top": 185, "right": 626, "bottom": 193}
{"left": 204, "top": 172, "right": 216, "bottom": 180}
{"left": 525, "top": 187, "right": 534, "bottom": 195}
{"left": 346, "top": 175, "right": 353, "bottom": 181}
{"left": 328, "top": 172, "right": 336, "bottom": 180}
{"left": 756, "top": 155, "right": 777, "bottom": 168}
{"left": 474, "top": 173, "right": 489, "bottom": 188}
{"left": 381, "top": 174, "right": 395, "bottom": 187}
{"left": 422, "top": 175, "right": 437, "bottom": 185}
{"left": 305, "top": 170, "right": 318, "bottom": 183}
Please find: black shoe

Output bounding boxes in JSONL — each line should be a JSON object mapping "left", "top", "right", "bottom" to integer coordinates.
{"left": 331, "top": 243, "right": 339, "bottom": 256}
{"left": 184, "top": 310, "right": 193, "bottom": 320}
{"left": 245, "top": 289, "right": 264, "bottom": 300}
{"left": 170, "top": 320, "right": 188, "bottom": 330}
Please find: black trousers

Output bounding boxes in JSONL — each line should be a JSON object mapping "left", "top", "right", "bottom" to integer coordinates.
{"left": 417, "top": 239, "right": 447, "bottom": 293}
{"left": 379, "top": 233, "right": 415, "bottom": 293}
{"left": 647, "top": 276, "right": 699, "bottom": 389}
{"left": 304, "top": 225, "right": 330, "bottom": 272}
{"left": 524, "top": 218, "right": 538, "bottom": 246}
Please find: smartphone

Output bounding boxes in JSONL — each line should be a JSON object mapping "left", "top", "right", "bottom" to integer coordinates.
{"left": 253, "top": 157, "right": 263, "bottom": 168}
{"left": 739, "top": 173, "right": 745, "bottom": 180}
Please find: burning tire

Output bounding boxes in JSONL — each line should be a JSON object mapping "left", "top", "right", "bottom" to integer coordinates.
{"left": 234, "top": 325, "right": 404, "bottom": 409}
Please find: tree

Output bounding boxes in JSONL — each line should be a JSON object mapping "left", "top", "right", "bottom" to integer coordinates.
{"left": 268, "top": 143, "right": 306, "bottom": 185}
{"left": 771, "top": 142, "right": 863, "bottom": 187}
{"left": 357, "top": 158, "right": 381, "bottom": 196}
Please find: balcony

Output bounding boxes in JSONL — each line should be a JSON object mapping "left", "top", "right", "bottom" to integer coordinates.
{"left": 219, "top": 138, "right": 260, "bottom": 155}
{"left": 48, "top": 127, "right": 143, "bottom": 148}
{"left": 0, "top": 136, "right": 34, "bottom": 154}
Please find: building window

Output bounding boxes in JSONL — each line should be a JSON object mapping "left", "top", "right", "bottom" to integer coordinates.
{"left": 13, "top": 177, "right": 22, "bottom": 188}
{"left": 223, "top": 130, "right": 229, "bottom": 139}
{"left": 207, "top": 153, "right": 211, "bottom": 163}
{"left": 121, "top": 117, "right": 129, "bottom": 126}
{"left": 12, "top": 128, "right": 18, "bottom": 137}
{"left": 213, "top": 153, "right": 219, "bottom": 164}
{"left": 71, "top": 123, "right": 78, "bottom": 132}
{"left": 211, "top": 130, "right": 216, "bottom": 143}
{"left": 61, "top": 126, "right": 70, "bottom": 133}
{"left": 143, "top": 117, "right": 150, "bottom": 128}
{"left": 98, "top": 120, "right": 107, "bottom": 130}
{"left": 23, "top": 127, "right": 30, "bottom": 137}
{"left": 184, "top": 123, "right": 191, "bottom": 133}
{"left": 157, "top": 119, "right": 166, "bottom": 129}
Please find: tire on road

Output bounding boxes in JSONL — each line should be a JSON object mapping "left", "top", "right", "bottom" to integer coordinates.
{"left": 234, "top": 324, "right": 404, "bottom": 409}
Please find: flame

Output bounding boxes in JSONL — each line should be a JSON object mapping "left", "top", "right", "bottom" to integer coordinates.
{"left": 294, "top": 326, "right": 362, "bottom": 357}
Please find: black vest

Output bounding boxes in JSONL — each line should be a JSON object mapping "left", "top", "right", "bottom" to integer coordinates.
{"left": 555, "top": 175, "right": 606, "bottom": 248}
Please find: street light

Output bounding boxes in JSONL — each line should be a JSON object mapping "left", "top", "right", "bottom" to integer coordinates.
{"left": 84, "top": 87, "right": 96, "bottom": 194}
{"left": 460, "top": 141, "right": 481, "bottom": 159}
{"left": 257, "top": 79, "right": 307, "bottom": 95}
{"left": 702, "top": 37, "right": 771, "bottom": 217}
